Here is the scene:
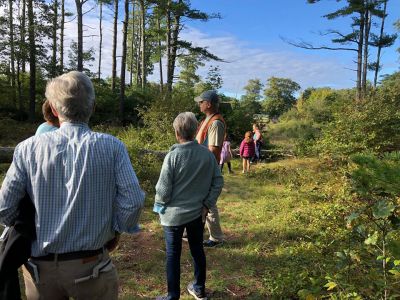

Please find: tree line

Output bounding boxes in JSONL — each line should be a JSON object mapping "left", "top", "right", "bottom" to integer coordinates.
{"left": 0, "top": 0, "right": 222, "bottom": 122}
{"left": 0, "top": 0, "right": 398, "bottom": 123}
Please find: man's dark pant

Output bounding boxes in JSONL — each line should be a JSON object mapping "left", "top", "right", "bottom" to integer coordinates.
{"left": 163, "top": 216, "right": 206, "bottom": 300}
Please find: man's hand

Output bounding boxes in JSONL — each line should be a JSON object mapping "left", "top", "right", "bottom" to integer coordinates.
{"left": 202, "top": 206, "right": 209, "bottom": 223}
{"left": 105, "top": 232, "right": 121, "bottom": 252}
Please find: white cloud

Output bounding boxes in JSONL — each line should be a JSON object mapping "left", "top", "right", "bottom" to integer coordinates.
{"left": 179, "top": 27, "right": 356, "bottom": 94}
{"left": 63, "top": 1, "right": 124, "bottom": 77}
{"left": 62, "top": 7, "right": 355, "bottom": 95}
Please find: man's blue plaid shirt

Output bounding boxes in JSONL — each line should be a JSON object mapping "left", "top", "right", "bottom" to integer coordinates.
{"left": 0, "top": 122, "right": 145, "bottom": 257}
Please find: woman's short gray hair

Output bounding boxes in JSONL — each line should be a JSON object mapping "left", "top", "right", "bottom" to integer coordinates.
{"left": 173, "top": 112, "right": 198, "bottom": 141}
{"left": 45, "top": 71, "right": 95, "bottom": 123}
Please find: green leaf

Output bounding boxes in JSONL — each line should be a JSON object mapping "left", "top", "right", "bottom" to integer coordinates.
{"left": 389, "top": 270, "right": 400, "bottom": 276}
{"left": 324, "top": 281, "right": 337, "bottom": 291}
{"left": 346, "top": 212, "right": 359, "bottom": 225}
{"left": 365, "top": 231, "right": 379, "bottom": 245}
{"left": 372, "top": 201, "right": 395, "bottom": 219}
{"left": 297, "top": 289, "right": 312, "bottom": 299}
{"left": 394, "top": 260, "right": 400, "bottom": 266}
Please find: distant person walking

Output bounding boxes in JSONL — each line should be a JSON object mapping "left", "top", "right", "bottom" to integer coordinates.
{"left": 35, "top": 100, "right": 59, "bottom": 135}
{"left": 154, "top": 112, "right": 223, "bottom": 300}
{"left": 240, "top": 131, "right": 255, "bottom": 173}
{"left": 219, "top": 133, "right": 233, "bottom": 174}
{"left": 252, "top": 124, "right": 263, "bottom": 163}
{"left": 194, "top": 90, "right": 226, "bottom": 248}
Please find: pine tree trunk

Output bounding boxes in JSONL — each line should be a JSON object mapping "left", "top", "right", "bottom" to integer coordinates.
{"left": 111, "top": 0, "right": 118, "bottom": 91}
{"left": 139, "top": 0, "right": 145, "bottom": 89}
{"left": 98, "top": 1, "right": 103, "bottom": 81}
{"left": 129, "top": 0, "right": 135, "bottom": 86}
{"left": 135, "top": 37, "right": 140, "bottom": 86}
{"left": 17, "top": 0, "right": 24, "bottom": 114}
{"left": 9, "top": 0, "right": 16, "bottom": 108}
{"left": 60, "top": 0, "right": 64, "bottom": 73}
{"left": 21, "top": 0, "right": 26, "bottom": 73}
{"left": 168, "top": 11, "right": 180, "bottom": 93}
{"left": 75, "top": 0, "right": 83, "bottom": 72}
{"left": 373, "top": 0, "right": 387, "bottom": 88}
{"left": 135, "top": 6, "right": 141, "bottom": 87}
{"left": 27, "top": 0, "right": 36, "bottom": 121}
{"left": 157, "top": 16, "right": 163, "bottom": 93}
{"left": 120, "top": 0, "right": 129, "bottom": 123}
{"left": 356, "top": 11, "right": 364, "bottom": 102}
{"left": 362, "top": 7, "right": 371, "bottom": 99}
{"left": 165, "top": 0, "right": 172, "bottom": 94}
{"left": 51, "top": 0, "right": 58, "bottom": 77}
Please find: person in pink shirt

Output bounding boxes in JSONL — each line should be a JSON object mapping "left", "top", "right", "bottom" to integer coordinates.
{"left": 239, "top": 131, "right": 255, "bottom": 173}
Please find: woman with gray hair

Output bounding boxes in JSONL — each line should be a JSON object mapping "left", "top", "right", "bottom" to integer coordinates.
{"left": 154, "top": 112, "right": 224, "bottom": 300}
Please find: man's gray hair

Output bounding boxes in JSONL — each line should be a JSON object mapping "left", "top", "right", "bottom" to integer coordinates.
{"left": 45, "top": 71, "right": 95, "bottom": 123}
{"left": 173, "top": 112, "right": 198, "bottom": 141}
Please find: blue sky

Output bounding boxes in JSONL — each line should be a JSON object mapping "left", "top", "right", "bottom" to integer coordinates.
{"left": 62, "top": 0, "right": 399, "bottom": 97}
{"left": 180, "top": 0, "right": 399, "bottom": 96}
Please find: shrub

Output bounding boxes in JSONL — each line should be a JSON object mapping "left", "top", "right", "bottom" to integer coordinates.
{"left": 316, "top": 75, "right": 400, "bottom": 156}
{"left": 269, "top": 88, "right": 341, "bottom": 155}
{"left": 324, "top": 152, "right": 400, "bottom": 298}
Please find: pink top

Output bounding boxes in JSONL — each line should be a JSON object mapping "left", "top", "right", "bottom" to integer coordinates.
{"left": 239, "top": 139, "right": 255, "bottom": 158}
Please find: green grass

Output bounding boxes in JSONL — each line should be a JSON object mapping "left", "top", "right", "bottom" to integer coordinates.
{"left": 1, "top": 122, "right": 388, "bottom": 299}
{"left": 0, "top": 155, "right": 352, "bottom": 299}
{"left": 110, "top": 157, "right": 353, "bottom": 299}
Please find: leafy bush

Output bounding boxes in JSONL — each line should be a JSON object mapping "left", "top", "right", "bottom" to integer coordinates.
{"left": 269, "top": 88, "right": 341, "bottom": 155}
{"left": 323, "top": 152, "right": 400, "bottom": 298}
{"left": 316, "top": 73, "right": 400, "bottom": 156}
{"left": 91, "top": 81, "right": 161, "bottom": 124}
{"left": 117, "top": 126, "right": 163, "bottom": 193}
{"left": 137, "top": 89, "right": 198, "bottom": 150}
{"left": 222, "top": 98, "right": 255, "bottom": 144}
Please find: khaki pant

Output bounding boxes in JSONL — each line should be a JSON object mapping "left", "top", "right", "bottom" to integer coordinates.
{"left": 206, "top": 204, "right": 224, "bottom": 242}
{"left": 22, "top": 251, "right": 118, "bottom": 300}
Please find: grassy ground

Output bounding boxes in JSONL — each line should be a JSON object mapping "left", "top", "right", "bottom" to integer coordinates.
{"left": 110, "top": 157, "right": 350, "bottom": 299}
{"left": 0, "top": 123, "right": 356, "bottom": 299}
{"left": 0, "top": 156, "right": 350, "bottom": 299}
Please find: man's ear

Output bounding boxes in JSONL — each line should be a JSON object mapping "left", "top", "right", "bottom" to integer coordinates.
{"left": 49, "top": 102, "right": 59, "bottom": 117}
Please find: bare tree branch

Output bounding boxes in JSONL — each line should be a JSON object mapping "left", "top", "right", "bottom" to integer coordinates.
{"left": 83, "top": 5, "right": 96, "bottom": 16}
{"left": 281, "top": 36, "right": 358, "bottom": 52}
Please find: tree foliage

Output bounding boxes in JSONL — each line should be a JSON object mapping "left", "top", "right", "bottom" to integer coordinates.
{"left": 263, "top": 77, "right": 300, "bottom": 119}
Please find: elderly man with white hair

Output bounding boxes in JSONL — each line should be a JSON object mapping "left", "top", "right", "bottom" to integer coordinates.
{"left": 0, "top": 71, "right": 145, "bottom": 299}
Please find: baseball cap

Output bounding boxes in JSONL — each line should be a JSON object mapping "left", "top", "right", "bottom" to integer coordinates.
{"left": 194, "top": 90, "right": 219, "bottom": 104}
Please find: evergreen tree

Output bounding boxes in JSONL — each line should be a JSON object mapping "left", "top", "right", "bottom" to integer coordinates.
{"left": 241, "top": 78, "right": 263, "bottom": 116}
{"left": 176, "top": 51, "right": 204, "bottom": 89}
{"left": 263, "top": 77, "right": 300, "bottom": 119}
{"left": 292, "top": 0, "right": 397, "bottom": 100}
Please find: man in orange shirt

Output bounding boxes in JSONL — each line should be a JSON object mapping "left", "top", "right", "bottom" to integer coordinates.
{"left": 194, "top": 90, "right": 225, "bottom": 247}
